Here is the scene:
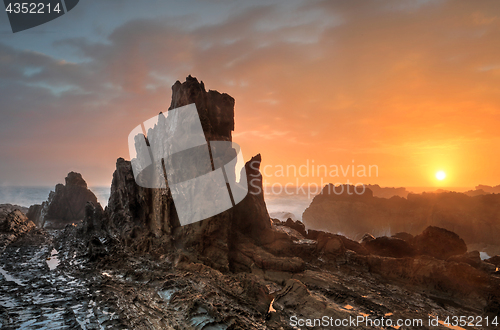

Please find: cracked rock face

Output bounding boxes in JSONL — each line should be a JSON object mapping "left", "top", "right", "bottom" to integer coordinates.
{"left": 0, "top": 210, "right": 35, "bottom": 234}
{"left": 169, "top": 75, "right": 235, "bottom": 142}
{"left": 0, "top": 208, "right": 36, "bottom": 251}
{"left": 98, "top": 76, "right": 278, "bottom": 273}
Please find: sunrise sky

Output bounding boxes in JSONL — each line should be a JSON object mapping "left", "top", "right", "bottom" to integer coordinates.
{"left": 1, "top": 0, "right": 499, "bottom": 189}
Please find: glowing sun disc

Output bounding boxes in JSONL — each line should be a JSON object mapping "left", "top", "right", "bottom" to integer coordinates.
{"left": 436, "top": 171, "right": 446, "bottom": 181}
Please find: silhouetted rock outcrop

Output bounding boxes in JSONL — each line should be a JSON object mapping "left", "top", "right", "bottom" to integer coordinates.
{"left": 365, "top": 184, "right": 409, "bottom": 198}
{"left": 312, "top": 231, "right": 368, "bottom": 256}
{"left": 464, "top": 184, "right": 500, "bottom": 196}
{"left": 231, "top": 154, "right": 274, "bottom": 245}
{"left": 474, "top": 184, "right": 500, "bottom": 194}
{"left": 305, "top": 229, "right": 322, "bottom": 240}
{"left": 303, "top": 184, "right": 500, "bottom": 247}
{"left": 94, "top": 76, "right": 298, "bottom": 275}
{"left": 27, "top": 172, "right": 98, "bottom": 229}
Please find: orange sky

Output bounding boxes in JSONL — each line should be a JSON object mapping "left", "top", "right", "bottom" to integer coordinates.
{"left": 1, "top": 0, "right": 499, "bottom": 189}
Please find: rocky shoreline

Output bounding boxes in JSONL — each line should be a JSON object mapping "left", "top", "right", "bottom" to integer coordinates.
{"left": 0, "top": 76, "right": 499, "bottom": 329}
{"left": 1, "top": 206, "right": 499, "bottom": 329}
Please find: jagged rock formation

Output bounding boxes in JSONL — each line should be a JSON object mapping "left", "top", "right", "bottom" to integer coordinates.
{"left": 27, "top": 172, "right": 98, "bottom": 229}
{"left": 282, "top": 218, "right": 307, "bottom": 237}
{"left": 91, "top": 76, "right": 298, "bottom": 275}
{"left": 303, "top": 184, "right": 500, "bottom": 247}
{"left": 0, "top": 210, "right": 34, "bottom": 234}
{"left": 359, "top": 232, "right": 376, "bottom": 244}
{"left": 169, "top": 75, "right": 235, "bottom": 142}
{"left": 0, "top": 207, "right": 36, "bottom": 251}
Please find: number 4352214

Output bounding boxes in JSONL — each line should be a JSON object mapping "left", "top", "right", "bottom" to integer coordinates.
{"left": 6, "top": 2, "right": 62, "bottom": 14}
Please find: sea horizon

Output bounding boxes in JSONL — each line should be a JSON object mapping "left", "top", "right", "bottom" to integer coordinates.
{"left": 0, "top": 184, "right": 490, "bottom": 223}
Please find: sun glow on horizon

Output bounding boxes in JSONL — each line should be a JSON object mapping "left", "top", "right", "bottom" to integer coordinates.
{"left": 436, "top": 171, "right": 446, "bottom": 181}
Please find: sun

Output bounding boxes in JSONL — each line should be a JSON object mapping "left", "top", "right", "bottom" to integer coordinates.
{"left": 435, "top": 171, "right": 446, "bottom": 181}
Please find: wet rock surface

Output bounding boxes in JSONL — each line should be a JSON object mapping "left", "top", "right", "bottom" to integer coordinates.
{"left": 2, "top": 220, "right": 499, "bottom": 329}
{"left": 0, "top": 226, "right": 122, "bottom": 329}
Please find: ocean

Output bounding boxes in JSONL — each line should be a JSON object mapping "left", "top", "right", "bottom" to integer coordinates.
{"left": 0, "top": 186, "right": 112, "bottom": 209}
{"left": 0, "top": 185, "right": 476, "bottom": 220}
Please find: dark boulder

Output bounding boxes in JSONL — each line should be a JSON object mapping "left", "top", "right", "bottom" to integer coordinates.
{"left": 316, "top": 232, "right": 345, "bottom": 257}
{"left": 308, "top": 230, "right": 369, "bottom": 256}
{"left": 414, "top": 226, "right": 467, "bottom": 260}
{"left": 0, "top": 209, "right": 36, "bottom": 250}
{"left": 338, "top": 235, "right": 369, "bottom": 255}
{"left": 84, "top": 201, "right": 105, "bottom": 234}
{"left": 363, "top": 236, "right": 415, "bottom": 258}
{"left": 361, "top": 254, "right": 490, "bottom": 297}
{"left": 0, "top": 209, "right": 35, "bottom": 234}
{"left": 448, "top": 250, "right": 481, "bottom": 268}
{"left": 270, "top": 218, "right": 282, "bottom": 225}
{"left": 485, "top": 255, "right": 500, "bottom": 267}
{"left": 26, "top": 204, "right": 43, "bottom": 226}
{"left": 283, "top": 218, "right": 307, "bottom": 237}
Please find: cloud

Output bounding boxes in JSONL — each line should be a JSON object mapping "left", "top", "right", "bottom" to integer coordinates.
{"left": 1, "top": 0, "right": 500, "bottom": 187}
